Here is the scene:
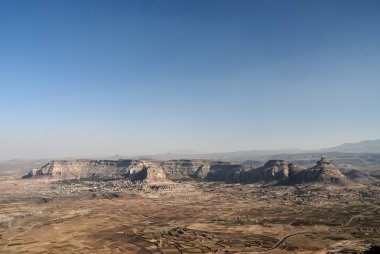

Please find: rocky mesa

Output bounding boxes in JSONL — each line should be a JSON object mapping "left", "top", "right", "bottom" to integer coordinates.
{"left": 23, "top": 158, "right": 356, "bottom": 185}
{"left": 23, "top": 159, "right": 168, "bottom": 183}
{"left": 286, "top": 157, "right": 348, "bottom": 185}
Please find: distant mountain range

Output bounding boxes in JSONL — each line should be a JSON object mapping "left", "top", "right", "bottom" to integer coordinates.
{"left": 134, "top": 139, "right": 380, "bottom": 161}
{"left": 321, "top": 139, "right": 380, "bottom": 153}
{"left": 2, "top": 139, "right": 380, "bottom": 177}
{"left": 2, "top": 139, "right": 380, "bottom": 164}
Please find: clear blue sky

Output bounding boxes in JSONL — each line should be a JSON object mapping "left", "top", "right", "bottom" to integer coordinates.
{"left": 0, "top": 0, "right": 379, "bottom": 159}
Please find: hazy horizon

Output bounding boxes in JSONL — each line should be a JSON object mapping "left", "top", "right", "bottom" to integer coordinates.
{"left": 2, "top": 138, "right": 380, "bottom": 161}
{"left": 1, "top": 0, "right": 379, "bottom": 160}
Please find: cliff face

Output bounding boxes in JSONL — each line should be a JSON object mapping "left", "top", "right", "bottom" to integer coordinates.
{"left": 158, "top": 160, "right": 250, "bottom": 182}
{"left": 242, "top": 160, "right": 291, "bottom": 183}
{"left": 23, "top": 159, "right": 253, "bottom": 182}
{"left": 23, "top": 159, "right": 167, "bottom": 182}
{"left": 159, "top": 160, "right": 209, "bottom": 179}
{"left": 23, "top": 158, "right": 349, "bottom": 185}
{"left": 128, "top": 160, "right": 167, "bottom": 182}
{"left": 206, "top": 163, "right": 248, "bottom": 182}
{"left": 288, "top": 158, "right": 347, "bottom": 184}
{"left": 23, "top": 160, "right": 132, "bottom": 179}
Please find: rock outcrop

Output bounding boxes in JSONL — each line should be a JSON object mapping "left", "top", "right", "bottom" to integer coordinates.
{"left": 23, "top": 157, "right": 351, "bottom": 185}
{"left": 159, "top": 160, "right": 210, "bottom": 179}
{"left": 342, "top": 169, "right": 379, "bottom": 185}
{"left": 127, "top": 160, "right": 167, "bottom": 182}
{"left": 206, "top": 162, "right": 248, "bottom": 182}
{"left": 23, "top": 160, "right": 132, "bottom": 179}
{"left": 160, "top": 160, "right": 251, "bottom": 182}
{"left": 287, "top": 157, "right": 347, "bottom": 184}
{"left": 242, "top": 160, "right": 291, "bottom": 183}
{"left": 23, "top": 159, "right": 168, "bottom": 182}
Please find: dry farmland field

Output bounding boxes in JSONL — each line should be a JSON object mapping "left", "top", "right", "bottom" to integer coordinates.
{"left": 0, "top": 176, "right": 379, "bottom": 254}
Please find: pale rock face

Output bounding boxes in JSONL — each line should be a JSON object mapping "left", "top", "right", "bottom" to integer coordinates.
{"left": 239, "top": 160, "right": 291, "bottom": 183}
{"left": 258, "top": 160, "right": 290, "bottom": 180}
{"left": 192, "top": 164, "right": 211, "bottom": 179}
{"left": 146, "top": 164, "right": 167, "bottom": 182}
{"left": 128, "top": 160, "right": 167, "bottom": 182}
{"left": 160, "top": 160, "right": 211, "bottom": 179}
{"left": 160, "top": 160, "right": 251, "bottom": 182}
{"left": 22, "top": 168, "right": 39, "bottom": 178}
{"left": 289, "top": 158, "right": 347, "bottom": 184}
{"left": 23, "top": 159, "right": 167, "bottom": 182}
{"left": 23, "top": 157, "right": 349, "bottom": 185}
{"left": 38, "top": 160, "right": 132, "bottom": 180}
{"left": 206, "top": 162, "right": 247, "bottom": 182}
{"left": 160, "top": 160, "right": 250, "bottom": 182}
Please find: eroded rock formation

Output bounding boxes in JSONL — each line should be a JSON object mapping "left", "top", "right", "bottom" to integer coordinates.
{"left": 23, "top": 157, "right": 350, "bottom": 185}
{"left": 287, "top": 157, "right": 347, "bottom": 184}
{"left": 242, "top": 160, "right": 291, "bottom": 183}
{"left": 23, "top": 159, "right": 167, "bottom": 182}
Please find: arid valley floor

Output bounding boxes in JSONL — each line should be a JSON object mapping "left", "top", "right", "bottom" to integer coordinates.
{"left": 0, "top": 173, "right": 379, "bottom": 254}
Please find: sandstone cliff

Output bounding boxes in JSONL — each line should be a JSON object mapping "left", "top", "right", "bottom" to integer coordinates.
{"left": 242, "top": 160, "right": 291, "bottom": 183}
{"left": 287, "top": 157, "right": 347, "bottom": 184}
{"left": 159, "top": 160, "right": 209, "bottom": 179}
{"left": 23, "top": 159, "right": 168, "bottom": 182}
{"left": 205, "top": 162, "right": 248, "bottom": 182}
{"left": 128, "top": 160, "right": 167, "bottom": 182}
{"left": 23, "top": 158, "right": 350, "bottom": 185}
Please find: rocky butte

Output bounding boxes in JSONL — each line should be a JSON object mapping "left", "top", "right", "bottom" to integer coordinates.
{"left": 287, "top": 157, "right": 348, "bottom": 184}
{"left": 23, "top": 158, "right": 350, "bottom": 185}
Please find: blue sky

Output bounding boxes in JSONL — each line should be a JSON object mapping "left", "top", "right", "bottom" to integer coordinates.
{"left": 0, "top": 0, "right": 379, "bottom": 159}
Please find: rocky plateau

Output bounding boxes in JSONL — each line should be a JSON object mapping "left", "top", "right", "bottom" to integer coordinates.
{"left": 23, "top": 157, "right": 365, "bottom": 186}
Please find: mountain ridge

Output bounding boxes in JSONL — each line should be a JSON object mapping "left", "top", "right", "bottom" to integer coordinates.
{"left": 23, "top": 158, "right": 357, "bottom": 185}
{"left": 133, "top": 139, "right": 380, "bottom": 161}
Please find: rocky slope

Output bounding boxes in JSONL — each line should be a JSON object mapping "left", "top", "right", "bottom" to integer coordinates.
{"left": 23, "top": 159, "right": 168, "bottom": 182}
{"left": 287, "top": 157, "right": 347, "bottom": 184}
{"left": 242, "top": 160, "right": 291, "bottom": 183}
{"left": 205, "top": 162, "right": 248, "bottom": 182}
{"left": 23, "top": 158, "right": 352, "bottom": 185}
{"left": 342, "top": 169, "right": 380, "bottom": 185}
{"left": 159, "top": 160, "right": 210, "bottom": 179}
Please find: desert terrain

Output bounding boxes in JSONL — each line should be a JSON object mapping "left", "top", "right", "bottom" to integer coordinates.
{"left": 0, "top": 157, "right": 379, "bottom": 253}
{"left": 2, "top": 0, "right": 379, "bottom": 252}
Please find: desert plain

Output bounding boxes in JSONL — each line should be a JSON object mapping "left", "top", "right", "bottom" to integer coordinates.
{"left": 0, "top": 171, "right": 379, "bottom": 254}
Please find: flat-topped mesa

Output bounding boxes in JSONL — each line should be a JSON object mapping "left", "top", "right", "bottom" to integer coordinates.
{"left": 23, "top": 159, "right": 133, "bottom": 179}
{"left": 159, "top": 160, "right": 212, "bottom": 180}
{"left": 160, "top": 160, "right": 249, "bottom": 182}
{"left": 23, "top": 158, "right": 351, "bottom": 185}
{"left": 205, "top": 162, "right": 247, "bottom": 182}
{"left": 288, "top": 157, "right": 347, "bottom": 184}
{"left": 241, "top": 160, "right": 292, "bottom": 183}
{"left": 23, "top": 159, "right": 168, "bottom": 183}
